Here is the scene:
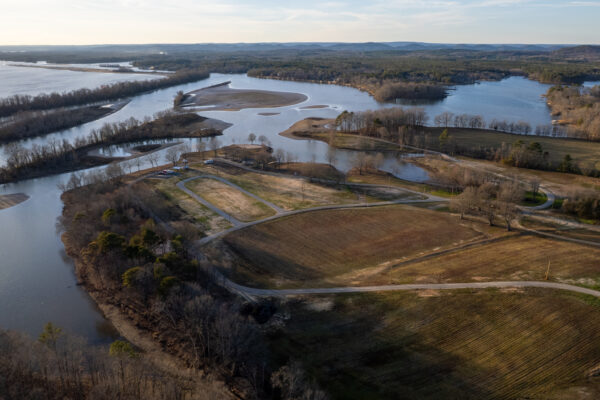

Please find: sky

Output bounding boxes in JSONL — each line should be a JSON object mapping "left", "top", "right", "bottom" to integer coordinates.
{"left": 1, "top": 0, "right": 599, "bottom": 45}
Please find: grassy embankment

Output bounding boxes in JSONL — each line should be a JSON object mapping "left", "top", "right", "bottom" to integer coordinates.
{"left": 272, "top": 290, "right": 600, "bottom": 400}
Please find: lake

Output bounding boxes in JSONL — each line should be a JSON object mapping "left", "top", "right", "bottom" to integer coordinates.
{"left": 0, "top": 65, "right": 559, "bottom": 342}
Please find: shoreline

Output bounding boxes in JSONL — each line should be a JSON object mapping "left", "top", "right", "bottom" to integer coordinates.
{"left": 60, "top": 233, "right": 234, "bottom": 398}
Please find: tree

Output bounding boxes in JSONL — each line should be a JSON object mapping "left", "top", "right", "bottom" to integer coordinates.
{"left": 434, "top": 112, "right": 454, "bottom": 128}
{"left": 258, "top": 135, "right": 268, "bottom": 145}
{"left": 122, "top": 266, "right": 142, "bottom": 288}
{"left": 173, "top": 90, "right": 186, "bottom": 107}
{"left": 38, "top": 322, "right": 62, "bottom": 351}
{"left": 209, "top": 137, "right": 221, "bottom": 156}
{"left": 195, "top": 141, "right": 206, "bottom": 159}
{"left": 274, "top": 148, "right": 285, "bottom": 167}
{"left": 165, "top": 146, "right": 181, "bottom": 166}
{"left": 451, "top": 186, "right": 478, "bottom": 220}
{"left": 497, "top": 181, "right": 523, "bottom": 231}
{"left": 147, "top": 152, "right": 159, "bottom": 168}
{"left": 439, "top": 128, "right": 449, "bottom": 150}
{"left": 326, "top": 147, "right": 337, "bottom": 166}
{"left": 248, "top": 133, "right": 256, "bottom": 144}
{"left": 529, "top": 178, "right": 541, "bottom": 203}
{"left": 559, "top": 154, "right": 573, "bottom": 172}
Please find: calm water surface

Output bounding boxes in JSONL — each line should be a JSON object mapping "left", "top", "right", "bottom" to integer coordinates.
{"left": 0, "top": 67, "right": 558, "bottom": 342}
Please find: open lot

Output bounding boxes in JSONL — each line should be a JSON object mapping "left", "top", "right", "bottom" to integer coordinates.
{"left": 186, "top": 177, "right": 276, "bottom": 222}
{"left": 369, "top": 234, "right": 600, "bottom": 286}
{"left": 273, "top": 289, "right": 600, "bottom": 400}
{"left": 145, "top": 176, "right": 231, "bottom": 235}
{"left": 221, "top": 205, "right": 497, "bottom": 288}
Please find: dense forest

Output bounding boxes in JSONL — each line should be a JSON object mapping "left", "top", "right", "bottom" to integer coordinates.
{"left": 546, "top": 84, "right": 600, "bottom": 140}
{"left": 0, "top": 69, "right": 209, "bottom": 118}
{"left": 0, "top": 325, "right": 229, "bottom": 399}
{"left": 0, "top": 104, "right": 117, "bottom": 143}
{"left": 0, "top": 112, "right": 220, "bottom": 183}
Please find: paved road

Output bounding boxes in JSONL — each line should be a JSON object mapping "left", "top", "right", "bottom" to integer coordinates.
{"left": 177, "top": 178, "right": 244, "bottom": 227}
{"left": 190, "top": 175, "right": 447, "bottom": 246}
{"left": 528, "top": 186, "right": 555, "bottom": 210}
{"left": 182, "top": 174, "right": 285, "bottom": 213}
{"left": 209, "top": 268, "right": 600, "bottom": 299}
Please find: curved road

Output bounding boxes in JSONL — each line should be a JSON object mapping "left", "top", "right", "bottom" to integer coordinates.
{"left": 137, "top": 163, "right": 600, "bottom": 301}
{"left": 218, "top": 278, "right": 600, "bottom": 299}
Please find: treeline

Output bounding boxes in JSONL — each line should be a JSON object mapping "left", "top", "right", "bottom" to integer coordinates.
{"left": 336, "top": 108, "right": 565, "bottom": 138}
{"left": 0, "top": 112, "right": 220, "bottom": 183}
{"left": 59, "top": 174, "right": 328, "bottom": 399}
{"left": 373, "top": 82, "right": 447, "bottom": 102}
{"left": 336, "top": 108, "right": 428, "bottom": 135}
{"left": 0, "top": 69, "right": 209, "bottom": 118}
{"left": 0, "top": 325, "right": 228, "bottom": 399}
{"left": 334, "top": 108, "right": 595, "bottom": 175}
{"left": 546, "top": 85, "right": 600, "bottom": 140}
{"left": 0, "top": 104, "right": 115, "bottom": 143}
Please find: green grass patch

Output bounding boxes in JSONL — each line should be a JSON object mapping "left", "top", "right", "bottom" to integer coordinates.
{"left": 521, "top": 190, "right": 548, "bottom": 206}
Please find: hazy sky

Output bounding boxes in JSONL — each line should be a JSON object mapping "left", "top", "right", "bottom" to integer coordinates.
{"left": 1, "top": 0, "right": 599, "bottom": 45}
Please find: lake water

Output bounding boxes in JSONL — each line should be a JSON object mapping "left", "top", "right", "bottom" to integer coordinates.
{"left": 0, "top": 65, "right": 559, "bottom": 342}
{"left": 0, "top": 61, "right": 160, "bottom": 97}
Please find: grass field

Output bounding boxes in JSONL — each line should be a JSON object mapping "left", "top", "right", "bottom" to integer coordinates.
{"left": 193, "top": 164, "right": 417, "bottom": 210}
{"left": 186, "top": 178, "right": 276, "bottom": 222}
{"left": 147, "top": 177, "right": 231, "bottom": 234}
{"left": 272, "top": 290, "right": 600, "bottom": 400}
{"left": 368, "top": 234, "right": 600, "bottom": 286}
{"left": 430, "top": 127, "right": 600, "bottom": 170}
{"left": 221, "top": 205, "right": 497, "bottom": 288}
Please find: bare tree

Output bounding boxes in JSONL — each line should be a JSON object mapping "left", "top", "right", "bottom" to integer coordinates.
{"left": 248, "top": 133, "right": 256, "bottom": 144}
{"left": 497, "top": 181, "right": 524, "bottom": 231}
{"left": 165, "top": 146, "right": 181, "bottom": 166}
{"left": 434, "top": 112, "right": 455, "bottom": 128}
{"left": 273, "top": 148, "right": 285, "bottom": 167}
{"left": 530, "top": 178, "right": 541, "bottom": 202}
{"left": 147, "top": 152, "right": 159, "bottom": 168}
{"left": 326, "top": 147, "right": 337, "bottom": 166}
{"left": 209, "top": 137, "right": 221, "bottom": 156}
{"left": 451, "top": 186, "right": 478, "bottom": 220}
{"left": 258, "top": 135, "right": 268, "bottom": 146}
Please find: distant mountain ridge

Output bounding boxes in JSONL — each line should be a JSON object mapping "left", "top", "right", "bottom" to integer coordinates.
{"left": 0, "top": 42, "right": 578, "bottom": 54}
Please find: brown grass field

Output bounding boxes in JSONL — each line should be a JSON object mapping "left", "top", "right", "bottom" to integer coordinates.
{"left": 273, "top": 289, "right": 600, "bottom": 400}
{"left": 146, "top": 177, "right": 231, "bottom": 235}
{"left": 221, "top": 205, "right": 498, "bottom": 288}
{"left": 369, "top": 234, "right": 600, "bottom": 286}
{"left": 186, "top": 178, "right": 276, "bottom": 222}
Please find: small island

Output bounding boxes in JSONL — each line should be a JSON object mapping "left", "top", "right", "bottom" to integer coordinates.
{"left": 179, "top": 81, "right": 308, "bottom": 111}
